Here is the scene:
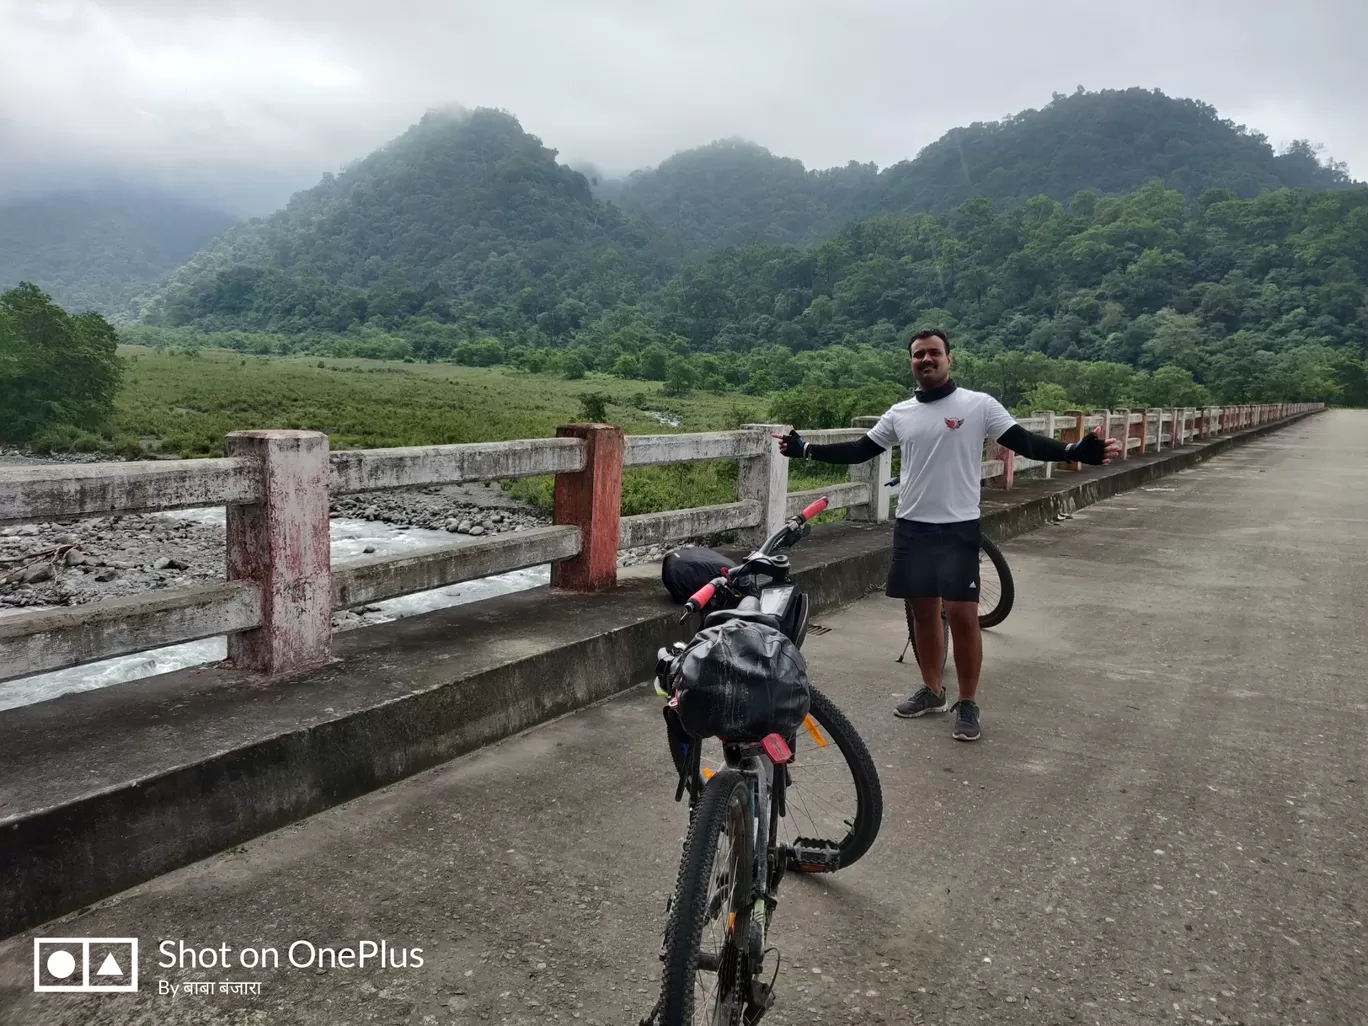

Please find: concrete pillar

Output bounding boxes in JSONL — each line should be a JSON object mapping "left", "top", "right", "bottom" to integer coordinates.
{"left": 551, "top": 423, "right": 624, "bottom": 592}
{"left": 1032, "top": 411, "right": 1056, "bottom": 478}
{"left": 738, "top": 424, "right": 789, "bottom": 546}
{"left": 1060, "top": 410, "right": 1085, "bottom": 472}
{"left": 1130, "top": 408, "right": 1148, "bottom": 454}
{"left": 225, "top": 429, "right": 333, "bottom": 676}
{"left": 847, "top": 416, "right": 891, "bottom": 521}
{"left": 1170, "top": 408, "right": 1182, "bottom": 448}
{"left": 985, "top": 437, "right": 1015, "bottom": 489}
{"left": 1111, "top": 408, "right": 1130, "bottom": 460}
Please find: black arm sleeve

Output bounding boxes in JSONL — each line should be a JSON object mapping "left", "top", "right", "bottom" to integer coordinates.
{"left": 804, "top": 434, "right": 887, "bottom": 464}
{"left": 995, "top": 424, "right": 1074, "bottom": 462}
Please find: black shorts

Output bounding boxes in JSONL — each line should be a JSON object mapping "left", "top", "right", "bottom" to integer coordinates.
{"left": 885, "top": 517, "right": 981, "bottom": 603}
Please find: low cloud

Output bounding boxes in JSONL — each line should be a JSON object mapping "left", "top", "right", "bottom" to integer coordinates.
{"left": 2, "top": 0, "right": 1363, "bottom": 215}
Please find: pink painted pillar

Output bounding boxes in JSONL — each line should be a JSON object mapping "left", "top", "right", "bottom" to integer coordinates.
{"left": 551, "top": 423, "right": 624, "bottom": 592}
{"left": 1059, "top": 410, "right": 1085, "bottom": 472}
{"left": 225, "top": 429, "right": 333, "bottom": 676}
{"left": 1111, "top": 408, "right": 1130, "bottom": 459}
{"left": 985, "top": 438, "right": 1015, "bottom": 489}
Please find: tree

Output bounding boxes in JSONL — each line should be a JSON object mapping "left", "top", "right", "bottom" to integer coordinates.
{"left": 0, "top": 283, "right": 124, "bottom": 443}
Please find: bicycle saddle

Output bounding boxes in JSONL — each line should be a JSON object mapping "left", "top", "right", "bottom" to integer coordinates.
{"left": 702, "top": 607, "right": 783, "bottom": 632}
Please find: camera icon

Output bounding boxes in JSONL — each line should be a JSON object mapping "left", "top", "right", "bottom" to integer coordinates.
{"left": 33, "top": 937, "right": 139, "bottom": 993}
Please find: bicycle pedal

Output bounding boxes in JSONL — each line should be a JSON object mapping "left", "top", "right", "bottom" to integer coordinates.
{"left": 790, "top": 837, "right": 842, "bottom": 872}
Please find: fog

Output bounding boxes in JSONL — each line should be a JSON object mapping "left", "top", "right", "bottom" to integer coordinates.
{"left": 1, "top": 0, "right": 1364, "bottom": 216}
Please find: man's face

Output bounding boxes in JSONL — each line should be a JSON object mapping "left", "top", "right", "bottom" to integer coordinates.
{"left": 909, "top": 336, "right": 951, "bottom": 388}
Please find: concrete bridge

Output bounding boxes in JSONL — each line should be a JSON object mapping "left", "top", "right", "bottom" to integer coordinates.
{"left": 3, "top": 401, "right": 1357, "bottom": 1025}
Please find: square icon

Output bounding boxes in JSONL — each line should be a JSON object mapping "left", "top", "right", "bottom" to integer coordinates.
{"left": 34, "top": 937, "right": 139, "bottom": 993}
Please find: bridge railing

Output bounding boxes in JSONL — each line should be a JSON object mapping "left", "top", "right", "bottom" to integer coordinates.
{"left": 0, "top": 403, "right": 1322, "bottom": 687}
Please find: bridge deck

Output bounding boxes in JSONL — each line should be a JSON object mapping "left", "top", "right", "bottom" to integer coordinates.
{"left": 2, "top": 411, "right": 1364, "bottom": 1025}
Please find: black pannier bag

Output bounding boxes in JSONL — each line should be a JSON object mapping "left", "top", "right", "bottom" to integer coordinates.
{"left": 661, "top": 546, "right": 739, "bottom": 604}
{"left": 666, "top": 618, "right": 811, "bottom": 742}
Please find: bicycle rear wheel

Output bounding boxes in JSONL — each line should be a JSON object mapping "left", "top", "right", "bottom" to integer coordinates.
{"left": 657, "top": 769, "right": 755, "bottom": 1026}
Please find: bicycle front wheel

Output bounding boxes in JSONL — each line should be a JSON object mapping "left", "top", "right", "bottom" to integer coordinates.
{"left": 781, "top": 686, "right": 884, "bottom": 873}
{"left": 658, "top": 769, "right": 756, "bottom": 1026}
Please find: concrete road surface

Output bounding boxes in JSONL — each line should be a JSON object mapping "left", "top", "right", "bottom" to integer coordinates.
{"left": 2, "top": 410, "right": 1365, "bottom": 1026}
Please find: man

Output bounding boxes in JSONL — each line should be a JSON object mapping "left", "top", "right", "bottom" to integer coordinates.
{"left": 776, "top": 327, "right": 1119, "bottom": 742}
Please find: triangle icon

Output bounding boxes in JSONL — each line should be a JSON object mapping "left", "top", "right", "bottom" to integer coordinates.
{"left": 96, "top": 953, "right": 124, "bottom": 976}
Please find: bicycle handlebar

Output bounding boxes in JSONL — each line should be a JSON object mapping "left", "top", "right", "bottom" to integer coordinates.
{"left": 678, "top": 495, "right": 829, "bottom": 622}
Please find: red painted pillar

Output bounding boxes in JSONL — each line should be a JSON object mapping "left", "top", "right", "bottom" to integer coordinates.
{"left": 225, "top": 429, "right": 333, "bottom": 676}
{"left": 551, "top": 423, "right": 624, "bottom": 591}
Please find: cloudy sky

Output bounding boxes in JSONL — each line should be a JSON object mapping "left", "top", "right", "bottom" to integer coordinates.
{"left": 1, "top": 0, "right": 1364, "bottom": 216}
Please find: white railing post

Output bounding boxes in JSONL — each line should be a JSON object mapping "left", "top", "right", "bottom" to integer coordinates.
{"left": 847, "top": 416, "right": 891, "bottom": 521}
{"left": 225, "top": 430, "right": 333, "bottom": 676}
{"left": 738, "top": 424, "right": 789, "bottom": 546}
{"left": 1033, "top": 411, "right": 1056, "bottom": 478}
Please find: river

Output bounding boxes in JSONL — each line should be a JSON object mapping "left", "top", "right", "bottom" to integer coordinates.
{"left": 0, "top": 511, "right": 552, "bottom": 712}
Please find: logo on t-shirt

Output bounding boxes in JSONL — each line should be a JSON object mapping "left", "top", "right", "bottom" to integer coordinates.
{"left": 944, "top": 417, "right": 965, "bottom": 430}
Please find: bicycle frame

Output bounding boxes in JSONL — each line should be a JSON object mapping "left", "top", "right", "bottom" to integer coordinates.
{"left": 717, "top": 735, "right": 791, "bottom": 1013}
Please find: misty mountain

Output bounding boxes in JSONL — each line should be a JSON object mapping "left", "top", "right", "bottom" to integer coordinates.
{"left": 610, "top": 87, "right": 1361, "bottom": 256}
{"left": 136, "top": 108, "right": 670, "bottom": 333}
{"left": 0, "top": 188, "right": 237, "bottom": 315}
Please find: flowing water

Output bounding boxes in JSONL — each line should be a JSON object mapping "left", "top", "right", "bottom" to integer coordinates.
{"left": 0, "top": 510, "right": 551, "bottom": 712}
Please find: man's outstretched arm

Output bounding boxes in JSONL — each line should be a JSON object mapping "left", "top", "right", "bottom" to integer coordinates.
{"left": 774, "top": 429, "right": 887, "bottom": 464}
{"left": 996, "top": 424, "right": 1120, "bottom": 465}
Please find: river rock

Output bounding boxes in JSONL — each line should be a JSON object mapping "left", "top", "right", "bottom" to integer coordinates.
{"left": 457, "top": 520, "right": 473, "bottom": 534}
{"left": 20, "top": 563, "right": 54, "bottom": 584}
{"left": 445, "top": 519, "right": 462, "bottom": 533}
{"left": 64, "top": 549, "right": 86, "bottom": 566}
{"left": 95, "top": 569, "right": 118, "bottom": 582}
{"left": 469, "top": 525, "right": 485, "bottom": 537}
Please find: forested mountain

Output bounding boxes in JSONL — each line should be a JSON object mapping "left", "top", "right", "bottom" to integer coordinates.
{"left": 135, "top": 107, "right": 671, "bottom": 336}
{"left": 0, "top": 188, "right": 237, "bottom": 315}
{"left": 598, "top": 140, "right": 879, "bottom": 256}
{"left": 132, "top": 91, "right": 1367, "bottom": 407}
{"left": 609, "top": 88, "right": 1360, "bottom": 256}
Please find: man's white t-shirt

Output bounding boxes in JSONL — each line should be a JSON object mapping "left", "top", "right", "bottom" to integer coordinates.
{"left": 865, "top": 387, "right": 1017, "bottom": 523}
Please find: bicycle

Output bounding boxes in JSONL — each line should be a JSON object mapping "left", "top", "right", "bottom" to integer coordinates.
{"left": 640, "top": 496, "right": 883, "bottom": 1026}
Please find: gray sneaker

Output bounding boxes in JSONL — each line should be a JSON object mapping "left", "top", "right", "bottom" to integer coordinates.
{"left": 951, "top": 699, "right": 982, "bottom": 741}
{"left": 894, "top": 685, "right": 949, "bottom": 718}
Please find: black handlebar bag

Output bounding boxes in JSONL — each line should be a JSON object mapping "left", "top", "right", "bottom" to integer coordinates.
{"left": 666, "top": 618, "right": 811, "bottom": 742}
{"left": 661, "top": 546, "right": 740, "bottom": 604}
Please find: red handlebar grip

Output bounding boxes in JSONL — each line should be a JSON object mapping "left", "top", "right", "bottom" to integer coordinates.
{"left": 687, "top": 581, "right": 716, "bottom": 609}
{"left": 801, "top": 497, "right": 829, "bottom": 521}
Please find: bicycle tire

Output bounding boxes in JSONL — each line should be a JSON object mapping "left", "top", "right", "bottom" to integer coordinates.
{"left": 976, "top": 536, "right": 1016, "bottom": 629}
{"left": 658, "top": 769, "right": 756, "bottom": 1026}
{"left": 784, "top": 686, "right": 884, "bottom": 873}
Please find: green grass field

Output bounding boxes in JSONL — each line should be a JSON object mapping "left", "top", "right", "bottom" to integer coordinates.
{"left": 110, "top": 348, "right": 848, "bottom": 515}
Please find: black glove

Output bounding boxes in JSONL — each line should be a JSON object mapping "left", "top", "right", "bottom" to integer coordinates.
{"left": 1065, "top": 430, "right": 1107, "bottom": 465}
{"left": 775, "top": 429, "right": 807, "bottom": 459}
